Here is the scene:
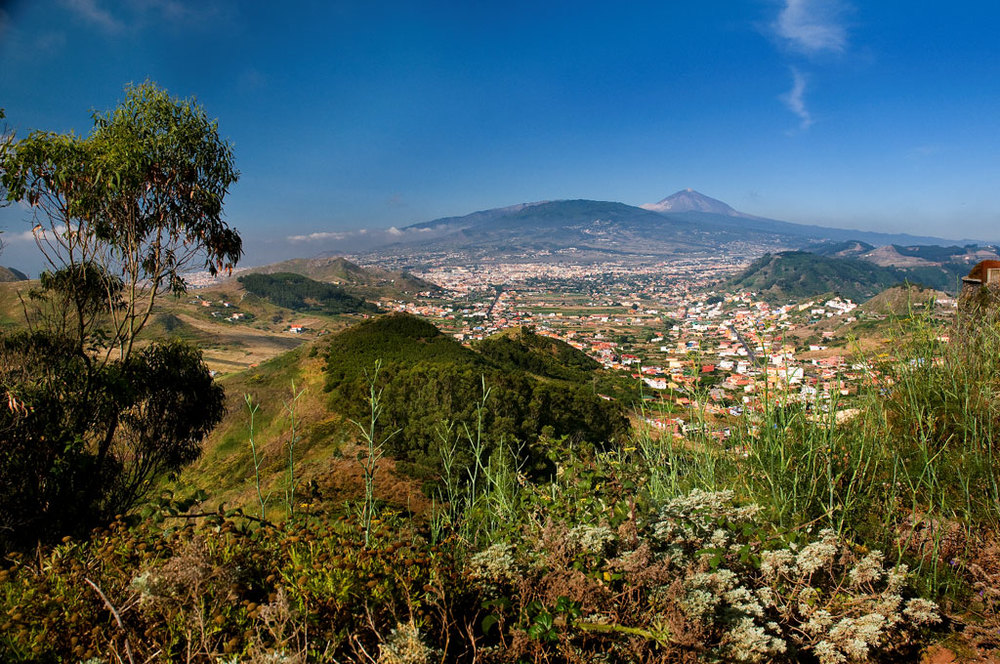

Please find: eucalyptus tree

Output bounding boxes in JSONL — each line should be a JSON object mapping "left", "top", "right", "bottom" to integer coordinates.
{"left": 0, "top": 84, "right": 237, "bottom": 550}
{"left": 2, "top": 82, "right": 241, "bottom": 361}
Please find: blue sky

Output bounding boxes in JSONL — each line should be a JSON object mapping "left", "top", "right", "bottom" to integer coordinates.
{"left": 2, "top": 0, "right": 999, "bottom": 271}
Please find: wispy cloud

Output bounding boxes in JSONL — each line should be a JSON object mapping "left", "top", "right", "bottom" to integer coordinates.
{"left": 287, "top": 231, "right": 353, "bottom": 243}
{"left": 62, "top": 0, "right": 124, "bottom": 32}
{"left": 61, "top": 0, "right": 235, "bottom": 34}
{"left": 237, "top": 67, "right": 267, "bottom": 92}
{"left": 780, "top": 68, "right": 813, "bottom": 130}
{"left": 0, "top": 10, "right": 68, "bottom": 60}
{"left": 774, "top": 0, "right": 847, "bottom": 55}
{"left": 285, "top": 225, "right": 426, "bottom": 246}
{"left": 126, "top": 0, "right": 236, "bottom": 25}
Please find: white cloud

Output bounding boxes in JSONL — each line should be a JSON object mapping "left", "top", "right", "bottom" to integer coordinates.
{"left": 285, "top": 226, "right": 414, "bottom": 245}
{"left": 774, "top": 0, "right": 847, "bottom": 55}
{"left": 286, "top": 231, "right": 352, "bottom": 243}
{"left": 62, "top": 0, "right": 124, "bottom": 32}
{"left": 781, "top": 68, "right": 813, "bottom": 130}
{"left": 7, "top": 229, "right": 37, "bottom": 243}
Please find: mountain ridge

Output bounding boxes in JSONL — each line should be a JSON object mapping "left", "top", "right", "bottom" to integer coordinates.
{"left": 0, "top": 266, "right": 28, "bottom": 282}
{"left": 387, "top": 194, "right": 971, "bottom": 260}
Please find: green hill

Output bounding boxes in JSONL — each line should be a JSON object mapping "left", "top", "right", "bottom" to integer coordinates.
{"left": 324, "top": 314, "right": 629, "bottom": 478}
{"left": 144, "top": 312, "right": 216, "bottom": 345}
{"left": 241, "top": 256, "right": 440, "bottom": 299}
{"left": 324, "top": 312, "right": 486, "bottom": 383}
{"left": 178, "top": 314, "right": 630, "bottom": 507}
{"left": 238, "top": 272, "right": 379, "bottom": 315}
{"left": 888, "top": 264, "right": 966, "bottom": 293}
{"left": 727, "top": 251, "right": 904, "bottom": 302}
{"left": 475, "top": 326, "right": 599, "bottom": 381}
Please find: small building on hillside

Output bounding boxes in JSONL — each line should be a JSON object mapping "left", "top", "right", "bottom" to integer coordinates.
{"left": 960, "top": 260, "right": 1000, "bottom": 314}
{"left": 962, "top": 260, "right": 1000, "bottom": 290}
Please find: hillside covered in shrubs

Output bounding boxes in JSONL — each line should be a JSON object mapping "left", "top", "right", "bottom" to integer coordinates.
{"left": 2, "top": 304, "right": 999, "bottom": 662}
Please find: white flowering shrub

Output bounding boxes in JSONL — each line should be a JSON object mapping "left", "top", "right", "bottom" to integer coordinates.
{"left": 377, "top": 621, "right": 438, "bottom": 664}
{"left": 468, "top": 541, "right": 518, "bottom": 584}
{"left": 565, "top": 524, "right": 616, "bottom": 556}
{"left": 651, "top": 491, "right": 941, "bottom": 663}
{"left": 478, "top": 488, "right": 942, "bottom": 663}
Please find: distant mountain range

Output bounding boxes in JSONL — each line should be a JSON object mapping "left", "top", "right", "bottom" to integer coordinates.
{"left": 364, "top": 190, "right": 980, "bottom": 262}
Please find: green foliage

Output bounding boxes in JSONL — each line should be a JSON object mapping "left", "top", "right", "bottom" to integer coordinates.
{"left": 729, "top": 250, "right": 974, "bottom": 301}
{"left": 0, "top": 83, "right": 237, "bottom": 553}
{"left": 728, "top": 251, "right": 906, "bottom": 302}
{"left": 0, "top": 334, "right": 224, "bottom": 551}
{"left": 0, "top": 514, "right": 477, "bottom": 663}
{"left": 697, "top": 308, "right": 1000, "bottom": 604}
{"left": 23, "top": 262, "right": 123, "bottom": 353}
{"left": 325, "top": 313, "right": 481, "bottom": 379}
{"left": 325, "top": 315, "right": 629, "bottom": 479}
{"left": 894, "top": 264, "right": 966, "bottom": 293}
{"left": 238, "top": 272, "right": 379, "bottom": 315}
{"left": 1, "top": 81, "right": 242, "bottom": 361}
{"left": 0, "top": 462, "right": 943, "bottom": 664}
{"left": 474, "top": 326, "right": 599, "bottom": 381}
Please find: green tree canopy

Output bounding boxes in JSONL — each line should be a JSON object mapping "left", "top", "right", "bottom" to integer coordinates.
{"left": 1, "top": 81, "right": 241, "bottom": 360}
{"left": 0, "top": 84, "right": 237, "bottom": 552}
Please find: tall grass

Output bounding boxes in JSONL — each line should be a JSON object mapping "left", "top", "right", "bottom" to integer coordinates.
{"left": 282, "top": 381, "right": 306, "bottom": 517}
{"left": 431, "top": 380, "right": 527, "bottom": 547}
{"left": 711, "top": 304, "right": 1000, "bottom": 597}
{"left": 244, "top": 394, "right": 267, "bottom": 520}
{"left": 351, "top": 361, "right": 399, "bottom": 548}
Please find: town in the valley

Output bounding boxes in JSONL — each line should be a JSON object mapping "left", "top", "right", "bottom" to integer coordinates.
{"left": 176, "top": 251, "right": 961, "bottom": 441}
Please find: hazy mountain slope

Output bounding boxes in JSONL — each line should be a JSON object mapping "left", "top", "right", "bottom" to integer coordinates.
{"left": 0, "top": 267, "right": 28, "bottom": 282}
{"left": 641, "top": 188, "right": 743, "bottom": 215}
{"left": 862, "top": 245, "right": 938, "bottom": 267}
{"left": 389, "top": 191, "right": 968, "bottom": 260}
{"left": 807, "top": 240, "right": 877, "bottom": 258}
